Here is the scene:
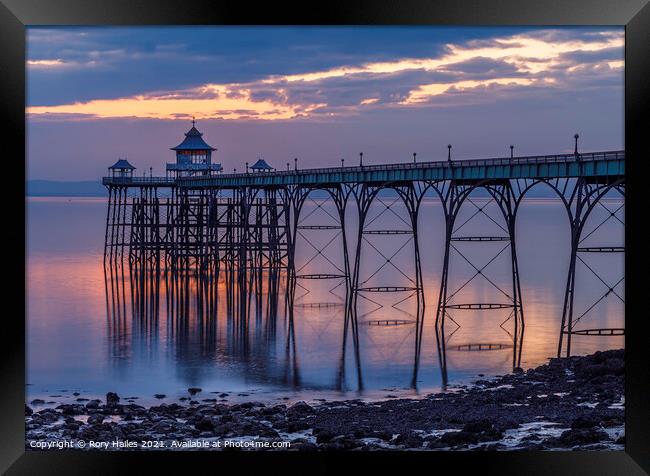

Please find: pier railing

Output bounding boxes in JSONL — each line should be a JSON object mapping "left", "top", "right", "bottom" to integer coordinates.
{"left": 209, "top": 150, "right": 624, "bottom": 177}
{"left": 102, "top": 176, "right": 176, "bottom": 186}
{"left": 102, "top": 150, "right": 624, "bottom": 187}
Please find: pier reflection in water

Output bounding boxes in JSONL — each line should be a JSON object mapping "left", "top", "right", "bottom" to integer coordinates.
{"left": 104, "top": 255, "right": 525, "bottom": 395}
{"left": 27, "top": 197, "right": 623, "bottom": 402}
{"left": 103, "top": 188, "right": 538, "bottom": 398}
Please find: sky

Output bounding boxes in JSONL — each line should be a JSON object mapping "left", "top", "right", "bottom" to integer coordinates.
{"left": 26, "top": 26, "right": 624, "bottom": 181}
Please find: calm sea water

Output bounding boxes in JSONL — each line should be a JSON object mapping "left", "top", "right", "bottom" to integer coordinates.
{"left": 26, "top": 194, "right": 624, "bottom": 405}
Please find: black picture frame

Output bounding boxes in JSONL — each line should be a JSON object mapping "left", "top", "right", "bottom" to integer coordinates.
{"left": 2, "top": 0, "right": 648, "bottom": 473}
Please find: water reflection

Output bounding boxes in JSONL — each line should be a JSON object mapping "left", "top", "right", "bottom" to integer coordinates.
{"left": 27, "top": 198, "right": 623, "bottom": 401}
{"left": 104, "top": 251, "right": 525, "bottom": 395}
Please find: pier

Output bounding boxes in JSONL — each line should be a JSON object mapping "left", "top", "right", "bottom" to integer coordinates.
{"left": 102, "top": 125, "right": 625, "bottom": 374}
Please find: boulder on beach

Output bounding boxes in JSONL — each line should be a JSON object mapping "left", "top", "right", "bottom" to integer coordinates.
{"left": 287, "top": 420, "right": 310, "bottom": 433}
{"left": 87, "top": 414, "right": 105, "bottom": 425}
{"left": 571, "top": 415, "right": 600, "bottom": 429}
{"left": 463, "top": 419, "right": 495, "bottom": 433}
{"left": 195, "top": 417, "right": 215, "bottom": 432}
{"left": 85, "top": 399, "right": 101, "bottom": 409}
{"left": 106, "top": 392, "right": 120, "bottom": 405}
{"left": 394, "top": 432, "right": 424, "bottom": 448}
{"left": 556, "top": 427, "right": 610, "bottom": 447}
{"left": 287, "top": 401, "right": 315, "bottom": 417}
{"left": 188, "top": 387, "right": 202, "bottom": 395}
{"left": 313, "top": 428, "right": 335, "bottom": 443}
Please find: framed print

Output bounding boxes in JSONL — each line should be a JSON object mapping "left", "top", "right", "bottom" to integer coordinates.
{"left": 1, "top": 0, "right": 648, "bottom": 473}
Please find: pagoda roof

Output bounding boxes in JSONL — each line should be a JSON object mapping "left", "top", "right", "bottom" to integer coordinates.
{"left": 251, "top": 159, "right": 273, "bottom": 170}
{"left": 171, "top": 125, "right": 216, "bottom": 151}
{"left": 109, "top": 159, "right": 136, "bottom": 170}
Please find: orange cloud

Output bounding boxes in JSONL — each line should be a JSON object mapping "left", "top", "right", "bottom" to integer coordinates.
{"left": 27, "top": 30, "right": 623, "bottom": 121}
{"left": 27, "top": 59, "right": 67, "bottom": 68}
{"left": 28, "top": 84, "right": 326, "bottom": 121}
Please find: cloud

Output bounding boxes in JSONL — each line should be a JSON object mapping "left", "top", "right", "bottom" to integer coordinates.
{"left": 28, "top": 28, "right": 93, "bottom": 46}
{"left": 402, "top": 78, "right": 538, "bottom": 104}
{"left": 439, "top": 57, "right": 522, "bottom": 76}
{"left": 27, "top": 29, "right": 623, "bottom": 122}
{"left": 27, "top": 58, "right": 101, "bottom": 70}
{"left": 27, "top": 59, "right": 68, "bottom": 68}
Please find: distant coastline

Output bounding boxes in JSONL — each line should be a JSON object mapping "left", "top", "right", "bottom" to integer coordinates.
{"left": 27, "top": 180, "right": 107, "bottom": 197}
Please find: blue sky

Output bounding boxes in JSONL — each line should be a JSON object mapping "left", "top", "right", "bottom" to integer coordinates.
{"left": 27, "top": 26, "right": 624, "bottom": 180}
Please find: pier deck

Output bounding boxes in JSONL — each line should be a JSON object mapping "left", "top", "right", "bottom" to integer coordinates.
{"left": 103, "top": 150, "right": 624, "bottom": 188}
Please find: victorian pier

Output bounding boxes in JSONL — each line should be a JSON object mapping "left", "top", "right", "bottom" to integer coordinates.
{"left": 103, "top": 124, "right": 625, "bottom": 379}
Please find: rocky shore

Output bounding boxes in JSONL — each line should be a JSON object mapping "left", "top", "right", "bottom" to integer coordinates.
{"left": 26, "top": 349, "right": 625, "bottom": 451}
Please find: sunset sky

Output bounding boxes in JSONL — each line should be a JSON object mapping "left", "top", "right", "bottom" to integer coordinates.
{"left": 27, "top": 27, "right": 624, "bottom": 180}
